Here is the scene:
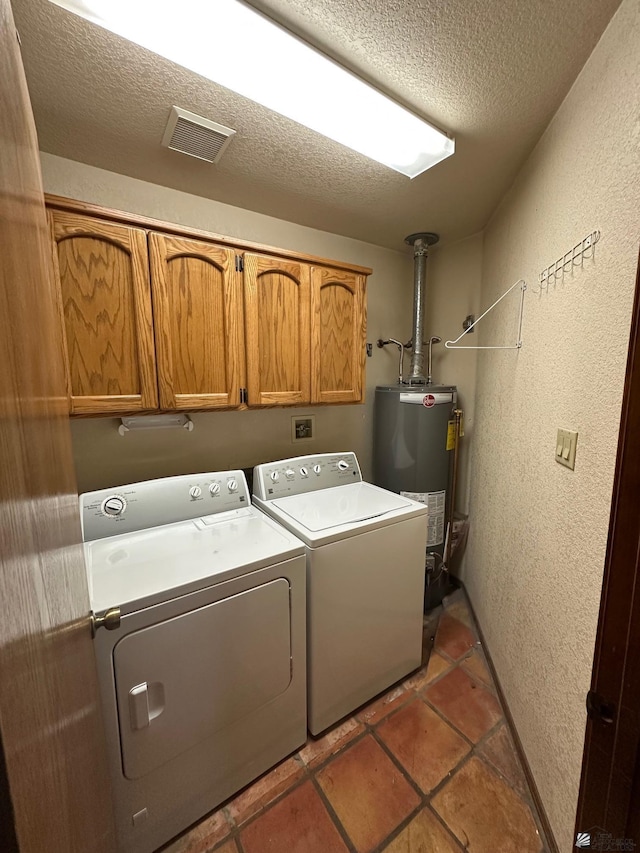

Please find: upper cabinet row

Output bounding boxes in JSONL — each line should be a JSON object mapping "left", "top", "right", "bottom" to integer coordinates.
{"left": 47, "top": 204, "right": 369, "bottom": 415}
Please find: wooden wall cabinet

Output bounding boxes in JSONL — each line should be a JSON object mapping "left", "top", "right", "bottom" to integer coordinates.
{"left": 46, "top": 198, "right": 370, "bottom": 415}
{"left": 149, "top": 233, "right": 242, "bottom": 410}
{"left": 244, "top": 253, "right": 311, "bottom": 407}
{"left": 48, "top": 210, "right": 158, "bottom": 415}
{"left": 311, "top": 266, "right": 366, "bottom": 404}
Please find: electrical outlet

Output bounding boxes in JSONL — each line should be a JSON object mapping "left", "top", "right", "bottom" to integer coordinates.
{"left": 555, "top": 428, "right": 578, "bottom": 470}
{"left": 291, "top": 415, "right": 315, "bottom": 443}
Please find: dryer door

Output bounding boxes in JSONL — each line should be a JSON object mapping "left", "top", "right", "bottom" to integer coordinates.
{"left": 113, "top": 578, "right": 292, "bottom": 780}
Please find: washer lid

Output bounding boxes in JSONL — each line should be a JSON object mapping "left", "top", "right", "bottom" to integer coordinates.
{"left": 84, "top": 507, "right": 304, "bottom": 614}
{"left": 271, "top": 482, "right": 414, "bottom": 531}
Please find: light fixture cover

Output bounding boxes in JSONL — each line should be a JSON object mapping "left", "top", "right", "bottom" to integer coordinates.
{"left": 48, "top": 0, "right": 454, "bottom": 178}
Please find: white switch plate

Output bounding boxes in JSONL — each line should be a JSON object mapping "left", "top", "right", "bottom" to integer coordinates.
{"left": 555, "top": 428, "right": 578, "bottom": 470}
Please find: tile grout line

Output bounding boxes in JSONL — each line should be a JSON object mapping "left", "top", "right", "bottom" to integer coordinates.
{"left": 309, "top": 774, "right": 358, "bottom": 853}
{"left": 368, "top": 718, "right": 430, "bottom": 803}
{"left": 423, "top": 802, "right": 470, "bottom": 853}
{"left": 302, "top": 726, "right": 370, "bottom": 775}
{"left": 423, "top": 742, "right": 480, "bottom": 803}
{"left": 364, "top": 801, "right": 427, "bottom": 853}
{"left": 219, "top": 763, "right": 313, "bottom": 842}
{"left": 419, "top": 691, "right": 483, "bottom": 749}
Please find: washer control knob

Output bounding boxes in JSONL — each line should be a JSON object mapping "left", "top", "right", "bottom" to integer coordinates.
{"left": 102, "top": 496, "right": 126, "bottom": 517}
{"left": 299, "top": 466, "right": 308, "bottom": 478}
{"left": 189, "top": 486, "right": 202, "bottom": 499}
{"left": 227, "top": 478, "right": 238, "bottom": 493}
{"left": 270, "top": 471, "right": 280, "bottom": 482}
{"left": 285, "top": 469, "right": 295, "bottom": 480}
{"left": 337, "top": 459, "right": 350, "bottom": 471}
{"left": 209, "top": 482, "right": 221, "bottom": 496}
{"left": 313, "top": 464, "right": 321, "bottom": 475}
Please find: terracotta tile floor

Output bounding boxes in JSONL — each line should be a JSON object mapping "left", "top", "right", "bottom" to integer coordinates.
{"left": 161, "top": 589, "right": 548, "bottom": 853}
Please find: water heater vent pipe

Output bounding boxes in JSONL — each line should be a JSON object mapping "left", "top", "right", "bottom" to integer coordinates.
{"left": 405, "top": 231, "right": 439, "bottom": 384}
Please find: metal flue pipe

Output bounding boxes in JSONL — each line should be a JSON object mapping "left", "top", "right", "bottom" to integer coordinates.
{"left": 405, "top": 231, "right": 439, "bottom": 384}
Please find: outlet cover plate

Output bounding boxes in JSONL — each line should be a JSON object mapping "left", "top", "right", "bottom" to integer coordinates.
{"left": 291, "top": 415, "right": 315, "bottom": 443}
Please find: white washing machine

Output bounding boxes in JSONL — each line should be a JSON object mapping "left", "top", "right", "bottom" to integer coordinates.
{"left": 253, "top": 452, "right": 428, "bottom": 735}
{"left": 80, "top": 470, "right": 306, "bottom": 853}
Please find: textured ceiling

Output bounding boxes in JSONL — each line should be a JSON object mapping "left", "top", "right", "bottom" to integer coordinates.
{"left": 13, "top": 0, "right": 620, "bottom": 250}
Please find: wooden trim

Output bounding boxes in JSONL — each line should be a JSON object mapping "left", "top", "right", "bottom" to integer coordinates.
{"left": 46, "top": 210, "right": 72, "bottom": 407}
{"left": 256, "top": 391, "right": 308, "bottom": 406}
{"left": 575, "top": 247, "right": 640, "bottom": 837}
{"left": 70, "top": 395, "right": 157, "bottom": 415}
{"left": 45, "top": 194, "right": 373, "bottom": 276}
{"left": 172, "top": 393, "right": 239, "bottom": 409}
{"left": 461, "top": 585, "right": 560, "bottom": 853}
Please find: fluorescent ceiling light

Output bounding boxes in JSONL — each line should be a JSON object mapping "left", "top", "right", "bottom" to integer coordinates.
{"left": 48, "top": 0, "right": 455, "bottom": 178}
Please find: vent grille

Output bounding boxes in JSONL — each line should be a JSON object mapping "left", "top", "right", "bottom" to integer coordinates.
{"left": 162, "top": 106, "right": 236, "bottom": 164}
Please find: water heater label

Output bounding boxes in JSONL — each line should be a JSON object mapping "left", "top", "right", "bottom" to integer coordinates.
{"left": 399, "top": 392, "right": 453, "bottom": 406}
{"left": 400, "top": 489, "right": 446, "bottom": 546}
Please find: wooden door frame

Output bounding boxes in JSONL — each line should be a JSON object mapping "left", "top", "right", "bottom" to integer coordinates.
{"left": 0, "top": 1, "right": 115, "bottom": 848}
{"left": 575, "top": 247, "right": 640, "bottom": 843}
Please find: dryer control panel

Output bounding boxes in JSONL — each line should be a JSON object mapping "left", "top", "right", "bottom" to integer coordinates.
{"left": 253, "top": 452, "right": 362, "bottom": 501}
{"left": 81, "top": 470, "right": 250, "bottom": 541}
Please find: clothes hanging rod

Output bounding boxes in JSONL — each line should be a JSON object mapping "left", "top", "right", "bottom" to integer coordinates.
{"left": 445, "top": 279, "right": 526, "bottom": 350}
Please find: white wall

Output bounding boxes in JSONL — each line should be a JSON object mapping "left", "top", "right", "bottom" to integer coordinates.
{"left": 464, "top": 0, "right": 640, "bottom": 848}
{"left": 41, "top": 154, "right": 416, "bottom": 491}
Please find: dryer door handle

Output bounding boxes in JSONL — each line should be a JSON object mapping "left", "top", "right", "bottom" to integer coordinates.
{"left": 128, "top": 682, "right": 166, "bottom": 731}
{"left": 129, "top": 682, "right": 150, "bottom": 730}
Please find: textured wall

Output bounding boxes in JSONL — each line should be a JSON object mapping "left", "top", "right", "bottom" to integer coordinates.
{"left": 464, "top": 1, "right": 640, "bottom": 848}
{"left": 426, "top": 234, "right": 483, "bottom": 515}
{"left": 40, "top": 154, "right": 416, "bottom": 492}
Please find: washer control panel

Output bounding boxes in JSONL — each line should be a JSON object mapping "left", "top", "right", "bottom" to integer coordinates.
{"left": 253, "top": 452, "right": 362, "bottom": 500}
{"left": 81, "top": 470, "right": 250, "bottom": 541}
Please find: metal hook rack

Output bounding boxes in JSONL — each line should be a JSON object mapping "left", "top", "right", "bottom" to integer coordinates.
{"left": 445, "top": 279, "right": 527, "bottom": 350}
{"left": 532, "top": 230, "right": 600, "bottom": 294}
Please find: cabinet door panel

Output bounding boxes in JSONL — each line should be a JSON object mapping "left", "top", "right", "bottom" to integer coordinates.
{"left": 149, "top": 233, "right": 241, "bottom": 410}
{"left": 244, "top": 254, "right": 310, "bottom": 406}
{"left": 311, "top": 267, "right": 366, "bottom": 404}
{"left": 49, "top": 210, "right": 158, "bottom": 414}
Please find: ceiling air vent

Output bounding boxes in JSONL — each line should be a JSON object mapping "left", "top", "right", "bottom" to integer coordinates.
{"left": 161, "top": 106, "right": 236, "bottom": 164}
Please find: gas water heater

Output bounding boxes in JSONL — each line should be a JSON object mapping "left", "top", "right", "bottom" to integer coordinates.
{"left": 373, "top": 384, "right": 456, "bottom": 563}
{"left": 373, "top": 232, "right": 458, "bottom": 609}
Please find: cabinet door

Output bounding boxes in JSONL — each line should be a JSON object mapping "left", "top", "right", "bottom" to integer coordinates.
{"left": 149, "top": 233, "right": 242, "bottom": 410}
{"left": 244, "top": 253, "right": 310, "bottom": 406}
{"left": 49, "top": 210, "right": 158, "bottom": 414}
{"left": 311, "top": 266, "right": 367, "bottom": 403}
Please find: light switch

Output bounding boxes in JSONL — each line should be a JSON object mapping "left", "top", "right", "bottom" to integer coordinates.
{"left": 555, "top": 428, "right": 578, "bottom": 470}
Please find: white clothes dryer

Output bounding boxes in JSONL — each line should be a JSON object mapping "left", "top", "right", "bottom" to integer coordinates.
{"left": 81, "top": 470, "right": 306, "bottom": 853}
{"left": 253, "top": 452, "right": 427, "bottom": 735}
